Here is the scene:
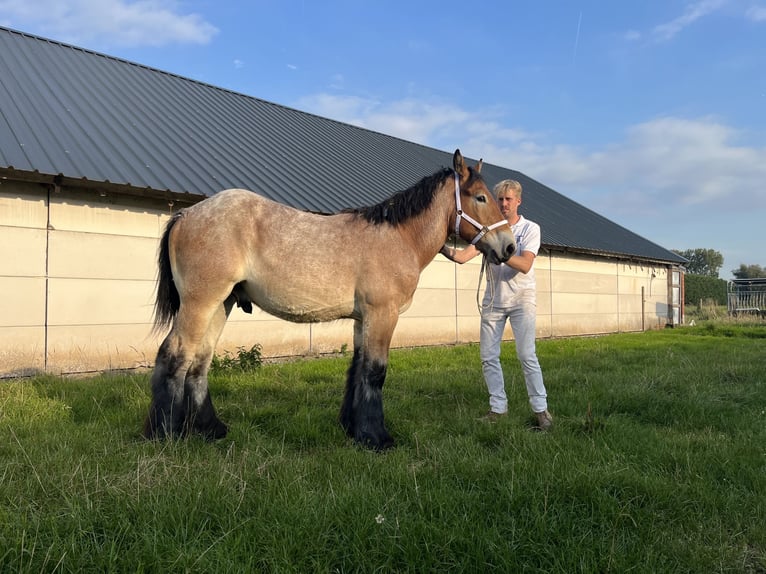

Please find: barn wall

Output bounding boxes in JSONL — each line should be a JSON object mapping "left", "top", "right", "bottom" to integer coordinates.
{"left": 0, "top": 182, "right": 168, "bottom": 375}
{"left": 427, "top": 249, "right": 670, "bottom": 342}
{"left": 0, "top": 182, "right": 674, "bottom": 376}
{"left": 0, "top": 182, "right": 48, "bottom": 373}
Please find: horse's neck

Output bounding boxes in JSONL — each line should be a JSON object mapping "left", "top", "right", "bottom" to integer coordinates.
{"left": 402, "top": 181, "right": 455, "bottom": 269}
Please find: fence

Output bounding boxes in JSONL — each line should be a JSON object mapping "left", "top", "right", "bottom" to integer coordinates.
{"left": 727, "top": 279, "right": 766, "bottom": 316}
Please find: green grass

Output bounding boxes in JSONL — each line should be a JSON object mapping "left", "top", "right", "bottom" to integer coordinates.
{"left": 1, "top": 326, "right": 765, "bottom": 573}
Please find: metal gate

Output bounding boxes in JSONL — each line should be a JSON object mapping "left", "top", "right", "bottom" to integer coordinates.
{"left": 727, "top": 278, "right": 766, "bottom": 316}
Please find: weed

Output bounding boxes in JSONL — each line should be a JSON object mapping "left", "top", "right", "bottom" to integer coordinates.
{"left": 210, "top": 344, "right": 263, "bottom": 374}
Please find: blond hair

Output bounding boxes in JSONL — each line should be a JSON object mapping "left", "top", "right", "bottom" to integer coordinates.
{"left": 493, "top": 179, "right": 522, "bottom": 199}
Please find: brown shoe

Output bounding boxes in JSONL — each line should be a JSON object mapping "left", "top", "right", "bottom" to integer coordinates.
{"left": 534, "top": 410, "right": 553, "bottom": 431}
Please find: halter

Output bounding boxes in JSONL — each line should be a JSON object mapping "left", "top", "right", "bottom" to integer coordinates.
{"left": 453, "top": 172, "right": 508, "bottom": 245}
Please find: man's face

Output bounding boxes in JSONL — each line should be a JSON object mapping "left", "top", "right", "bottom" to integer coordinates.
{"left": 496, "top": 192, "right": 521, "bottom": 220}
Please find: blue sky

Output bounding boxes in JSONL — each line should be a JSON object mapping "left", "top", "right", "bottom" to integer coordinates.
{"left": 2, "top": 0, "right": 764, "bottom": 277}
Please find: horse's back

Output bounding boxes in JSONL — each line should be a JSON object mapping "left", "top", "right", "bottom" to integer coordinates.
{"left": 183, "top": 188, "right": 276, "bottom": 221}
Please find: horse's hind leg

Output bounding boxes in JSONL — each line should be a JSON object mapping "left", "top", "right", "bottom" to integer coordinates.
{"left": 182, "top": 296, "right": 235, "bottom": 439}
{"left": 144, "top": 330, "right": 190, "bottom": 439}
{"left": 144, "top": 300, "right": 224, "bottom": 440}
{"left": 340, "top": 309, "right": 397, "bottom": 451}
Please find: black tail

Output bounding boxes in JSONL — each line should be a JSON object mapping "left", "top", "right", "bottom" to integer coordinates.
{"left": 152, "top": 212, "right": 183, "bottom": 334}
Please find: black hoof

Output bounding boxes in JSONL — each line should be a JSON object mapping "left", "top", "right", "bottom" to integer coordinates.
{"left": 355, "top": 430, "right": 395, "bottom": 451}
{"left": 200, "top": 419, "right": 228, "bottom": 441}
{"left": 143, "top": 412, "right": 178, "bottom": 440}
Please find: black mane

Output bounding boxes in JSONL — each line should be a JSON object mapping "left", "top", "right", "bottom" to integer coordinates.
{"left": 343, "top": 167, "right": 455, "bottom": 226}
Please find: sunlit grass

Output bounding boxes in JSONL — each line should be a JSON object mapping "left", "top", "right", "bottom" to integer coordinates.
{"left": 1, "top": 327, "right": 764, "bottom": 572}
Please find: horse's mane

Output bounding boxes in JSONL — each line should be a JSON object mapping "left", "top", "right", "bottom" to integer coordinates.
{"left": 342, "top": 167, "right": 457, "bottom": 226}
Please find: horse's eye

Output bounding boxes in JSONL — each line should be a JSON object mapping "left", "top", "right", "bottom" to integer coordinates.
{"left": 476, "top": 195, "right": 487, "bottom": 203}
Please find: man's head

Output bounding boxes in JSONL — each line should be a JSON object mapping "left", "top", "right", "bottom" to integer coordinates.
{"left": 493, "top": 179, "right": 522, "bottom": 222}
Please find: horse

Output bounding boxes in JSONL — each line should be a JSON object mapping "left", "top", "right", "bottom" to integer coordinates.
{"left": 143, "top": 149, "right": 516, "bottom": 450}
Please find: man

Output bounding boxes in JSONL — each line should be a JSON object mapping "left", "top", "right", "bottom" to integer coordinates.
{"left": 440, "top": 179, "right": 552, "bottom": 430}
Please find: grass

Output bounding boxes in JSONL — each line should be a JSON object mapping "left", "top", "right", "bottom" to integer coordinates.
{"left": 1, "top": 326, "right": 765, "bottom": 573}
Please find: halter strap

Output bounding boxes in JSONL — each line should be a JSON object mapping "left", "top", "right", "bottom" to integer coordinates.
{"left": 453, "top": 172, "right": 508, "bottom": 245}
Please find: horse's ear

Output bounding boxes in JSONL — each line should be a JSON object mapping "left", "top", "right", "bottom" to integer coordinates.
{"left": 476, "top": 158, "right": 483, "bottom": 173}
{"left": 453, "top": 149, "right": 469, "bottom": 179}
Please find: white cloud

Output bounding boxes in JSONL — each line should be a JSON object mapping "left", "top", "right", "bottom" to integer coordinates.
{"left": 328, "top": 74, "right": 345, "bottom": 90}
{"left": 296, "top": 92, "right": 766, "bottom": 268}
{"left": 627, "top": 1, "right": 766, "bottom": 47}
{"left": 296, "top": 94, "right": 534, "bottom": 156}
{"left": 652, "top": 0, "right": 727, "bottom": 41}
{"left": 0, "top": 0, "right": 217, "bottom": 47}
{"left": 295, "top": 93, "right": 766, "bottom": 223}
{"left": 491, "top": 116, "right": 766, "bottom": 220}
{"left": 746, "top": 5, "right": 766, "bottom": 21}
{"left": 441, "top": 107, "right": 765, "bottom": 268}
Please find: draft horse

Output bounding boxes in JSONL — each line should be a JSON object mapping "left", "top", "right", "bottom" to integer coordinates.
{"left": 144, "top": 149, "right": 516, "bottom": 450}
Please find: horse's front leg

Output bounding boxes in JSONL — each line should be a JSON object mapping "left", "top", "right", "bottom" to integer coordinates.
{"left": 340, "top": 310, "right": 397, "bottom": 450}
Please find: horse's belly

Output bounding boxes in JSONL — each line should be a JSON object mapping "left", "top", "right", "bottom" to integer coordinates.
{"left": 250, "top": 287, "right": 355, "bottom": 323}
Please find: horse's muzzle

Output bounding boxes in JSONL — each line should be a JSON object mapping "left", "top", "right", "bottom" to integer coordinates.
{"left": 503, "top": 242, "right": 516, "bottom": 262}
{"left": 483, "top": 239, "right": 516, "bottom": 265}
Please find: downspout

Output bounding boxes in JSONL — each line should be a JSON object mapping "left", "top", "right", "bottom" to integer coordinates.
{"left": 616, "top": 263, "right": 620, "bottom": 332}
{"left": 44, "top": 183, "right": 57, "bottom": 370}
{"left": 547, "top": 250, "right": 553, "bottom": 337}
{"left": 641, "top": 286, "right": 646, "bottom": 331}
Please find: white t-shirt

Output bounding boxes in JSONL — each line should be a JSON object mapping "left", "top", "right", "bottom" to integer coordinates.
{"left": 482, "top": 215, "right": 541, "bottom": 306}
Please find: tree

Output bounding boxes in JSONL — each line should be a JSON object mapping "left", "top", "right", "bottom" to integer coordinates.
{"left": 683, "top": 274, "right": 727, "bottom": 306}
{"left": 732, "top": 263, "right": 766, "bottom": 279}
{"left": 672, "top": 248, "right": 724, "bottom": 277}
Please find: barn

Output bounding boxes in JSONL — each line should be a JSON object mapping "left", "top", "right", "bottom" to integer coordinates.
{"left": 0, "top": 27, "right": 686, "bottom": 377}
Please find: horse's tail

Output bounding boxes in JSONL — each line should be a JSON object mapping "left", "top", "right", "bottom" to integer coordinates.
{"left": 152, "top": 211, "right": 183, "bottom": 334}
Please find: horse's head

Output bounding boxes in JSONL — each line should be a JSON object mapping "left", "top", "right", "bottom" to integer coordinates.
{"left": 452, "top": 149, "right": 516, "bottom": 264}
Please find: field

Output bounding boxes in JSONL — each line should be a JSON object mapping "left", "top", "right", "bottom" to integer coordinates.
{"left": 1, "top": 325, "right": 765, "bottom": 573}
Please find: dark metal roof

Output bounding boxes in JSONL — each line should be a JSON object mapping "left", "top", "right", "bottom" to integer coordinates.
{"left": 0, "top": 26, "right": 685, "bottom": 264}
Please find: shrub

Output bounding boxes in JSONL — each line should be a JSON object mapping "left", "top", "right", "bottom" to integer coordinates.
{"left": 684, "top": 274, "right": 727, "bottom": 306}
{"left": 210, "top": 344, "right": 263, "bottom": 373}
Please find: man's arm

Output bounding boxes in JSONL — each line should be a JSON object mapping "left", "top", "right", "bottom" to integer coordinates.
{"left": 441, "top": 243, "right": 535, "bottom": 272}
{"left": 505, "top": 250, "right": 536, "bottom": 274}
{"left": 440, "top": 243, "right": 481, "bottom": 264}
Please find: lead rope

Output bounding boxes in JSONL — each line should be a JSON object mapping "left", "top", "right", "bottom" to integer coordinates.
{"left": 476, "top": 255, "right": 496, "bottom": 315}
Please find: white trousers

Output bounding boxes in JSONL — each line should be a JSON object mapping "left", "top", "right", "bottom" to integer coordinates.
{"left": 479, "top": 293, "right": 547, "bottom": 414}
